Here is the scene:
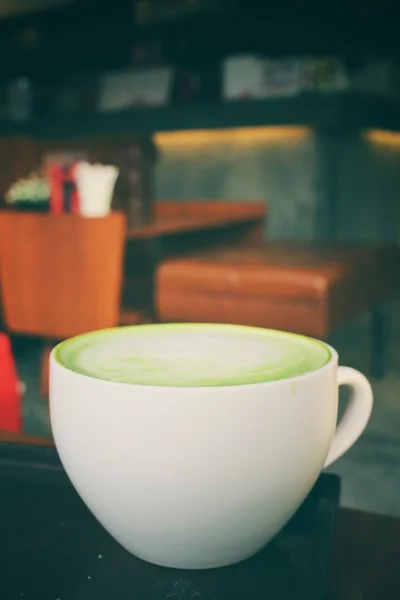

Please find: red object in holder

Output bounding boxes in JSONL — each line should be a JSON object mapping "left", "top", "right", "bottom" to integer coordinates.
{"left": 0, "top": 333, "right": 21, "bottom": 433}
{"left": 48, "top": 163, "right": 80, "bottom": 214}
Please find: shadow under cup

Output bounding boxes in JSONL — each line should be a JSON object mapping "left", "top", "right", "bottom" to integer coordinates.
{"left": 49, "top": 323, "right": 373, "bottom": 569}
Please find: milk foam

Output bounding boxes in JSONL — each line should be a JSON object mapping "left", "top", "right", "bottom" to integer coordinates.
{"left": 54, "top": 324, "right": 330, "bottom": 386}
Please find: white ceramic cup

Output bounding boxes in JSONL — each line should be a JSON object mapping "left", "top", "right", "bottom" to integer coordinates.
{"left": 50, "top": 328, "right": 373, "bottom": 570}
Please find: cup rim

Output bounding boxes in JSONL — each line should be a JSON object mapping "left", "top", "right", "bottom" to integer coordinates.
{"left": 50, "top": 323, "right": 338, "bottom": 392}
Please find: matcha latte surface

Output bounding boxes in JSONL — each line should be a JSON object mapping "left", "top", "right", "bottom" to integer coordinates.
{"left": 54, "top": 323, "right": 331, "bottom": 387}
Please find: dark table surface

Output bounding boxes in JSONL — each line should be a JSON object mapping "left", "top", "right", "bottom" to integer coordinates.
{"left": 328, "top": 508, "right": 400, "bottom": 599}
{"left": 1, "top": 430, "right": 399, "bottom": 599}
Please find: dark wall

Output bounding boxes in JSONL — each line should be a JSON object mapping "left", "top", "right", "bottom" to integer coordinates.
{"left": 154, "top": 127, "right": 400, "bottom": 243}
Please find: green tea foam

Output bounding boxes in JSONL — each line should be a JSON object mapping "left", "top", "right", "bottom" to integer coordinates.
{"left": 54, "top": 323, "right": 330, "bottom": 387}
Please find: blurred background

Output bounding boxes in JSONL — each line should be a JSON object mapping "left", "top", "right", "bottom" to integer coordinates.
{"left": 0, "top": 0, "right": 399, "bottom": 515}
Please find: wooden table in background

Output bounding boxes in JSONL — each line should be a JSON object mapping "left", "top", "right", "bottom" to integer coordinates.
{"left": 1, "top": 429, "right": 399, "bottom": 599}
{"left": 125, "top": 201, "right": 266, "bottom": 241}
{"left": 122, "top": 200, "right": 267, "bottom": 318}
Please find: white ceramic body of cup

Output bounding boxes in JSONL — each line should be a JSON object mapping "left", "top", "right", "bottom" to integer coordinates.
{"left": 50, "top": 335, "right": 373, "bottom": 570}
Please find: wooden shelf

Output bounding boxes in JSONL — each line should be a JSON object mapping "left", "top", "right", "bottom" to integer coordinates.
{"left": 1, "top": 93, "right": 399, "bottom": 139}
{"left": 0, "top": 430, "right": 53, "bottom": 445}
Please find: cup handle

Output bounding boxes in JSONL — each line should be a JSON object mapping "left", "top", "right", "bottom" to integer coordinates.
{"left": 324, "top": 366, "right": 373, "bottom": 468}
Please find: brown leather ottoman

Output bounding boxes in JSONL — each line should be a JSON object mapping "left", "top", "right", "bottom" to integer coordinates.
{"left": 156, "top": 242, "right": 400, "bottom": 378}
